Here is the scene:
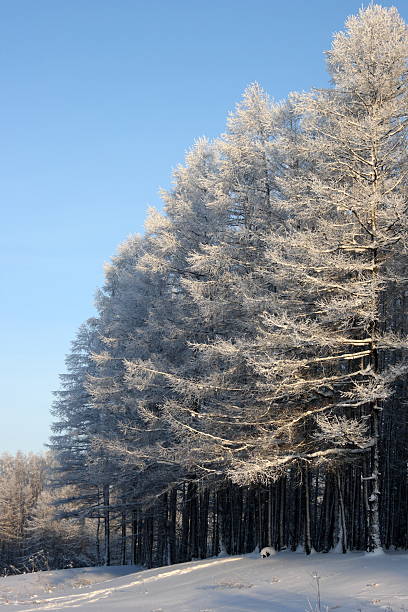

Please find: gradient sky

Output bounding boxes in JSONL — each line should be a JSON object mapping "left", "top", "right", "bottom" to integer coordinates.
{"left": 1, "top": 0, "right": 406, "bottom": 454}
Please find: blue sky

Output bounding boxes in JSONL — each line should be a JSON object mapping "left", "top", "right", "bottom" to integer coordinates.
{"left": 1, "top": 0, "right": 406, "bottom": 454}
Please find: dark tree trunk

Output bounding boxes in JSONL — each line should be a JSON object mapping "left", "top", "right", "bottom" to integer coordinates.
{"left": 103, "top": 484, "right": 110, "bottom": 566}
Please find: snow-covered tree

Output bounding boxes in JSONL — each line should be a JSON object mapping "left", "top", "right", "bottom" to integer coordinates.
{"left": 229, "top": 5, "right": 408, "bottom": 552}
{"left": 50, "top": 319, "right": 109, "bottom": 561}
{"left": 49, "top": 4, "right": 408, "bottom": 563}
{"left": 151, "top": 85, "right": 291, "bottom": 482}
{"left": 26, "top": 484, "right": 96, "bottom": 570}
{"left": 0, "top": 453, "right": 46, "bottom": 570}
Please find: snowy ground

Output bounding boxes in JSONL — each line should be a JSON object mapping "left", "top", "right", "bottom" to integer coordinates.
{"left": 0, "top": 551, "right": 407, "bottom": 611}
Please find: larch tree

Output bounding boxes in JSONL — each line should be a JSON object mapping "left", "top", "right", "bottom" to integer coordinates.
{"left": 153, "top": 85, "right": 289, "bottom": 485}
{"left": 26, "top": 483, "right": 96, "bottom": 570}
{"left": 123, "top": 138, "right": 225, "bottom": 479}
{"left": 231, "top": 5, "right": 408, "bottom": 553}
{"left": 0, "top": 453, "right": 47, "bottom": 569}
{"left": 87, "top": 234, "right": 159, "bottom": 565}
{"left": 118, "top": 140, "right": 227, "bottom": 564}
{"left": 50, "top": 318, "right": 108, "bottom": 562}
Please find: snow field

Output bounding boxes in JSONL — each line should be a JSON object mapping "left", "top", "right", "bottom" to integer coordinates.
{"left": 0, "top": 552, "right": 408, "bottom": 611}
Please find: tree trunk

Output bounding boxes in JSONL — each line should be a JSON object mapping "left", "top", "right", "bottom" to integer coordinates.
{"left": 103, "top": 484, "right": 110, "bottom": 566}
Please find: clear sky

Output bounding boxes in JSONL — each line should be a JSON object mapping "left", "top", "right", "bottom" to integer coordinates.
{"left": 1, "top": 0, "right": 406, "bottom": 454}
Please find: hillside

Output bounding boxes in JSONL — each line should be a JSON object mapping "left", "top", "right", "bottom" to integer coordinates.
{"left": 1, "top": 552, "right": 407, "bottom": 611}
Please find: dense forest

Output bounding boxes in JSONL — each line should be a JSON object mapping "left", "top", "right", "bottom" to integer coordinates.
{"left": 2, "top": 4, "right": 408, "bottom": 573}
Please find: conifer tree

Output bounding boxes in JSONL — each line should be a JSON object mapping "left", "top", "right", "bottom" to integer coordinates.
{"left": 155, "top": 85, "right": 289, "bottom": 481}
{"left": 230, "top": 5, "right": 408, "bottom": 552}
{"left": 49, "top": 4, "right": 408, "bottom": 563}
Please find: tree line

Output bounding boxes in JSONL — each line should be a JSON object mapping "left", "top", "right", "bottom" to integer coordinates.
{"left": 0, "top": 452, "right": 96, "bottom": 572}
{"left": 4, "top": 5, "right": 407, "bottom": 572}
